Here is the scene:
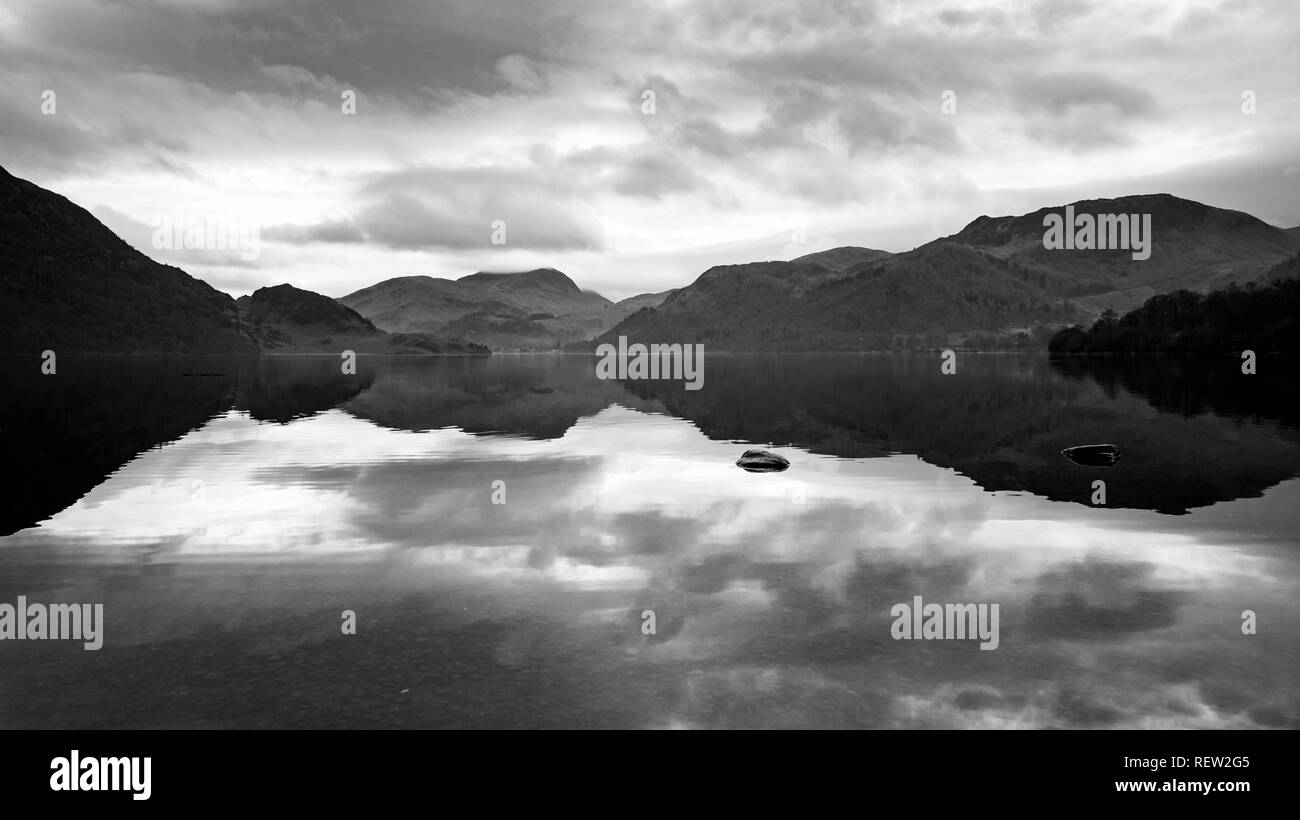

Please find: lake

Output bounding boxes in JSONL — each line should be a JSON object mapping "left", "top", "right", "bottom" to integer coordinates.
{"left": 1, "top": 353, "right": 1297, "bottom": 728}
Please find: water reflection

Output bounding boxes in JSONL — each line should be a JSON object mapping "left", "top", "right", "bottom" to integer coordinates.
{"left": 0, "top": 354, "right": 1296, "bottom": 728}
{"left": 0, "top": 356, "right": 371, "bottom": 535}
{"left": 620, "top": 354, "right": 1300, "bottom": 514}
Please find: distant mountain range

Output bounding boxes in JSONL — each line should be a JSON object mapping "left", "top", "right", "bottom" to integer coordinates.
{"left": 591, "top": 194, "right": 1300, "bottom": 351}
{"left": 2, "top": 165, "right": 1296, "bottom": 355}
{"left": 339, "top": 270, "right": 673, "bottom": 351}
{"left": 236, "top": 284, "right": 486, "bottom": 354}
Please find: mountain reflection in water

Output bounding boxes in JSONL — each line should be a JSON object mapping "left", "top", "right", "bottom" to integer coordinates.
{"left": 0, "top": 353, "right": 1296, "bottom": 728}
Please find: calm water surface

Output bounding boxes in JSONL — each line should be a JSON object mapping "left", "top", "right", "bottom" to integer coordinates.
{"left": 1, "top": 353, "right": 1297, "bottom": 728}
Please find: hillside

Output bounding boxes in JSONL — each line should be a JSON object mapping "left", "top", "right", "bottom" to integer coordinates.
{"left": 0, "top": 165, "right": 255, "bottom": 354}
{"left": 791, "top": 246, "right": 894, "bottom": 270}
{"left": 10, "top": 166, "right": 1291, "bottom": 357}
{"left": 946, "top": 194, "right": 1300, "bottom": 315}
{"left": 238, "top": 284, "right": 489, "bottom": 354}
{"left": 591, "top": 242, "right": 1076, "bottom": 351}
{"left": 615, "top": 290, "right": 678, "bottom": 313}
{"left": 1049, "top": 259, "right": 1300, "bottom": 354}
{"left": 1264, "top": 249, "right": 1300, "bottom": 284}
{"left": 0, "top": 166, "right": 486, "bottom": 356}
{"left": 238, "top": 284, "right": 380, "bottom": 347}
{"left": 592, "top": 198, "right": 1299, "bottom": 351}
{"left": 536, "top": 289, "right": 676, "bottom": 348}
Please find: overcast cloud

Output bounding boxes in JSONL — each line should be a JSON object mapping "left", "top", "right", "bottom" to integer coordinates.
{"left": 1, "top": 0, "right": 1297, "bottom": 299}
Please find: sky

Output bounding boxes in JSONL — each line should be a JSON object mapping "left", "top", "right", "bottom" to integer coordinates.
{"left": 1, "top": 0, "right": 1298, "bottom": 301}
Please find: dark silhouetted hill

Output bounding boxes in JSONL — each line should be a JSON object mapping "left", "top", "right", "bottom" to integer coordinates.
{"left": 0, "top": 165, "right": 255, "bottom": 354}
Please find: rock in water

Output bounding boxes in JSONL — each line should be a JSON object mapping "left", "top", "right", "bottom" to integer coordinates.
{"left": 1061, "top": 443, "right": 1120, "bottom": 467}
{"left": 736, "top": 449, "right": 790, "bottom": 472}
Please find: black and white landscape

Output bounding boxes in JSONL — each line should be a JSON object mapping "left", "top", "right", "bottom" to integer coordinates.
{"left": 1, "top": 0, "right": 1298, "bottom": 733}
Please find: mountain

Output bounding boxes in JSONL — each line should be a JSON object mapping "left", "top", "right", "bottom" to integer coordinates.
{"left": 340, "top": 268, "right": 609, "bottom": 332}
{"left": 594, "top": 198, "right": 1300, "bottom": 351}
{"left": 791, "top": 245, "right": 893, "bottom": 270}
{"left": 590, "top": 242, "right": 1072, "bottom": 351}
{"left": 0, "top": 166, "right": 485, "bottom": 355}
{"left": 946, "top": 194, "right": 1300, "bottom": 314}
{"left": 238, "top": 284, "right": 379, "bottom": 346}
{"left": 457, "top": 268, "right": 611, "bottom": 316}
{"left": 10, "top": 167, "right": 1290, "bottom": 356}
{"left": 615, "top": 290, "right": 678, "bottom": 313}
{"left": 534, "top": 289, "right": 677, "bottom": 347}
{"left": 0, "top": 164, "right": 255, "bottom": 354}
{"left": 339, "top": 268, "right": 671, "bottom": 351}
{"left": 237, "top": 284, "right": 489, "bottom": 354}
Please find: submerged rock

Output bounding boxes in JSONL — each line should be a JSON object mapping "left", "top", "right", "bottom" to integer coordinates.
{"left": 1061, "top": 443, "right": 1120, "bottom": 467}
{"left": 736, "top": 449, "right": 790, "bottom": 472}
